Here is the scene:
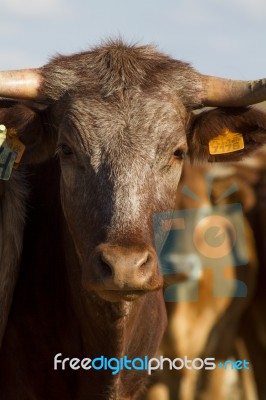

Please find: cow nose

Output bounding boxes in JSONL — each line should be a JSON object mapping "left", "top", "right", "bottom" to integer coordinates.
{"left": 93, "top": 244, "right": 158, "bottom": 291}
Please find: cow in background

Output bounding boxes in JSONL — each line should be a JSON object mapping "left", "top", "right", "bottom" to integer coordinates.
{"left": 144, "top": 161, "right": 259, "bottom": 400}
{"left": 236, "top": 143, "right": 266, "bottom": 400}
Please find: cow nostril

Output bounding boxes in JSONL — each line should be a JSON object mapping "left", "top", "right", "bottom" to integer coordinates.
{"left": 138, "top": 253, "right": 152, "bottom": 275}
{"left": 99, "top": 255, "right": 113, "bottom": 278}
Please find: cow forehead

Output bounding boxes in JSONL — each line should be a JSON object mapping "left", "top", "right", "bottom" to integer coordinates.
{"left": 59, "top": 91, "right": 188, "bottom": 154}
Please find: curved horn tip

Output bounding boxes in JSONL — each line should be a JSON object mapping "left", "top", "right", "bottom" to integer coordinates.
{"left": 201, "top": 74, "right": 266, "bottom": 107}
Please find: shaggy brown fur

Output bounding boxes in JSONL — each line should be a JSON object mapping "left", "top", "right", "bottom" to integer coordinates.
{"left": 41, "top": 39, "right": 203, "bottom": 107}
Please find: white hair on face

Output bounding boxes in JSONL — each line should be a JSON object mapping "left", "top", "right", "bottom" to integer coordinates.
{"left": 0, "top": 171, "right": 28, "bottom": 348}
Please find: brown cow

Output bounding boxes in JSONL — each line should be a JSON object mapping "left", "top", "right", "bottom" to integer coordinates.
{"left": 144, "top": 162, "right": 258, "bottom": 400}
{"left": 0, "top": 40, "right": 266, "bottom": 399}
{"left": 234, "top": 143, "right": 266, "bottom": 400}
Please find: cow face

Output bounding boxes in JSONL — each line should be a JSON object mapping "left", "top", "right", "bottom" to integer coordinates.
{"left": 56, "top": 94, "right": 188, "bottom": 300}
{"left": 1, "top": 41, "right": 266, "bottom": 302}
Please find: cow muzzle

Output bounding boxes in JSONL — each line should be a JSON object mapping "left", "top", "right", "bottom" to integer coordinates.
{"left": 83, "top": 244, "right": 163, "bottom": 301}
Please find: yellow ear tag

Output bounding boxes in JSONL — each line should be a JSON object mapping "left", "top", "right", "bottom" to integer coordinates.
{"left": 0, "top": 124, "right": 7, "bottom": 146}
{"left": 0, "top": 125, "right": 17, "bottom": 180}
{"left": 208, "top": 130, "right": 244, "bottom": 155}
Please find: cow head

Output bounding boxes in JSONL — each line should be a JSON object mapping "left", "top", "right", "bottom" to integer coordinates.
{"left": 0, "top": 41, "right": 266, "bottom": 302}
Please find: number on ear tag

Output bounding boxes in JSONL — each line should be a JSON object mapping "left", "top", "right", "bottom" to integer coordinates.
{"left": 209, "top": 130, "right": 244, "bottom": 155}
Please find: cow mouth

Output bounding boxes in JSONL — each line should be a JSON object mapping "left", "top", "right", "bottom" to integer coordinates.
{"left": 97, "top": 289, "right": 150, "bottom": 302}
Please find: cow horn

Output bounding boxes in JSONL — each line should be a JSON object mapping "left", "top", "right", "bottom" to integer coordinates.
{"left": 0, "top": 69, "right": 43, "bottom": 100}
{"left": 201, "top": 75, "right": 266, "bottom": 107}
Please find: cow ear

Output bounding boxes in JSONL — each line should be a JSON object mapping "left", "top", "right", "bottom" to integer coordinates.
{"left": 188, "top": 107, "right": 266, "bottom": 162}
{"left": 0, "top": 102, "right": 56, "bottom": 165}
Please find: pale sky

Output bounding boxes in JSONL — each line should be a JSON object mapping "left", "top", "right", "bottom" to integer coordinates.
{"left": 1, "top": 0, "right": 266, "bottom": 80}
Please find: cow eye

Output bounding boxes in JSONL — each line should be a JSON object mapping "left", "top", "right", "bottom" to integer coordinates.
{"left": 173, "top": 148, "right": 186, "bottom": 160}
{"left": 58, "top": 144, "right": 73, "bottom": 156}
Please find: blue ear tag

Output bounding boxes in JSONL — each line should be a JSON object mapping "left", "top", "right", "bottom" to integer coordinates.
{"left": 0, "top": 125, "right": 16, "bottom": 180}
